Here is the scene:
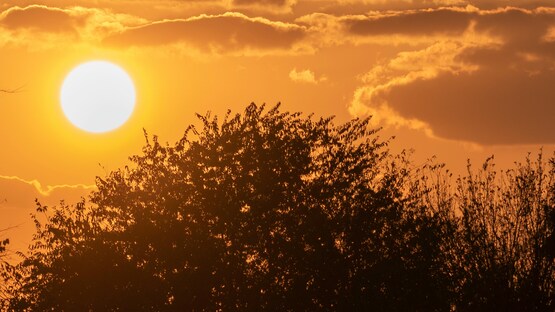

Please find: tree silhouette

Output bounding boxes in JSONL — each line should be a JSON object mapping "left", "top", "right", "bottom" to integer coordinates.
{"left": 0, "top": 238, "right": 8, "bottom": 303}
{"left": 1, "top": 104, "right": 451, "bottom": 311}
{"left": 450, "top": 155, "right": 555, "bottom": 311}
{"left": 414, "top": 155, "right": 555, "bottom": 311}
{"left": 2, "top": 104, "right": 554, "bottom": 311}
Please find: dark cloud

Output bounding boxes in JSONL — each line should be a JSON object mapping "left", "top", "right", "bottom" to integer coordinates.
{"left": 382, "top": 64, "right": 555, "bottom": 145}
{"left": 232, "top": 0, "right": 290, "bottom": 7}
{"left": 347, "top": 8, "right": 473, "bottom": 36}
{"left": 474, "top": 9, "right": 555, "bottom": 58}
{"left": 103, "top": 13, "right": 306, "bottom": 53}
{"left": 348, "top": 7, "right": 555, "bottom": 145}
{"left": 0, "top": 5, "right": 81, "bottom": 33}
{"left": 344, "top": 7, "right": 555, "bottom": 45}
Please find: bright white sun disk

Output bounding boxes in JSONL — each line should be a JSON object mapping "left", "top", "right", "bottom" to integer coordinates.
{"left": 61, "top": 61, "right": 136, "bottom": 133}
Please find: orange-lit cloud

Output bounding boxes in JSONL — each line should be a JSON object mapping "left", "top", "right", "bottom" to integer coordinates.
{"left": 346, "top": 6, "right": 555, "bottom": 145}
{"left": 289, "top": 68, "right": 326, "bottom": 83}
{"left": 0, "top": 175, "right": 95, "bottom": 197}
{"left": 0, "top": 5, "right": 81, "bottom": 33}
{"left": 103, "top": 12, "right": 307, "bottom": 55}
{"left": 231, "top": 0, "right": 297, "bottom": 13}
{"left": 346, "top": 6, "right": 473, "bottom": 36}
{"left": 232, "top": 0, "right": 290, "bottom": 6}
{"left": 0, "top": 5, "right": 146, "bottom": 46}
{"left": 4, "top": 4, "right": 555, "bottom": 144}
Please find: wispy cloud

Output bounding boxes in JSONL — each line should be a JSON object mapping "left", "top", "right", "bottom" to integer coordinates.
{"left": 0, "top": 175, "right": 96, "bottom": 197}
{"left": 103, "top": 12, "right": 308, "bottom": 55}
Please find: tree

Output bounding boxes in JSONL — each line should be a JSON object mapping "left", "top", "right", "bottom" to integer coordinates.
{"left": 414, "top": 155, "right": 555, "bottom": 311}
{"left": 0, "top": 239, "right": 8, "bottom": 303}
{"left": 450, "top": 155, "right": 555, "bottom": 311}
{"left": 2, "top": 103, "right": 451, "bottom": 311}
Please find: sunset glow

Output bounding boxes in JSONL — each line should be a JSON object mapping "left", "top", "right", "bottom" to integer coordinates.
{"left": 1, "top": 1, "right": 555, "bottom": 308}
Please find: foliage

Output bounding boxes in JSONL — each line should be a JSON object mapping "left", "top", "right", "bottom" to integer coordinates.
{"left": 1, "top": 103, "right": 554, "bottom": 311}
{"left": 0, "top": 231, "right": 10, "bottom": 302}
{"left": 451, "top": 155, "right": 555, "bottom": 310}
{"left": 410, "top": 154, "right": 555, "bottom": 311}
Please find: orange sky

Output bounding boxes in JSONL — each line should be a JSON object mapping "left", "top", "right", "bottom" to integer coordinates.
{"left": 1, "top": 0, "right": 555, "bottom": 252}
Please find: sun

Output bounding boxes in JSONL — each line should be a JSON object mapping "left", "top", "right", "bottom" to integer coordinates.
{"left": 60, "top": 61, "right": 136, "bottom": 133}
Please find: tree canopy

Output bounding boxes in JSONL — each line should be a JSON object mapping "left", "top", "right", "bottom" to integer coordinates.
{"left": 1, "top": 103, "right": 554, "bottom": 311}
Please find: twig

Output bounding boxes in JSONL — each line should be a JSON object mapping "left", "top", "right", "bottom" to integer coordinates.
{"left": 0, "top": 85, "right": 25, "bottom": 93}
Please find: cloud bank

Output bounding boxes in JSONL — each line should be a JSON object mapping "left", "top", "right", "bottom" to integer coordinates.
{"left": 345, "top": 6, "right": 555, "bottom": 145}
{"left": 2, "top": 4, "right": 555, "bottom": 144}
{"left": 103, "top": 12, "right": 307, "bottom": 55}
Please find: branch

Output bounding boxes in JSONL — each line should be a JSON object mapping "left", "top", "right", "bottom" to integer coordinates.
{"left": 0, "top": 85, "right": 25, "bottom": 93}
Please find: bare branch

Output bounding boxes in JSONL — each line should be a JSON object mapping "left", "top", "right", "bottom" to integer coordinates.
{"left": 0, "top": 85, "right": 25, "bottom": 93}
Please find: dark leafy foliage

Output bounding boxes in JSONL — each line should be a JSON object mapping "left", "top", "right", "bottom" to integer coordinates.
{"left": 451, "top": 156, "right": 555, "bottom": 311}
{"left": 1, "top": 104, "right": 554, "bottom": 311}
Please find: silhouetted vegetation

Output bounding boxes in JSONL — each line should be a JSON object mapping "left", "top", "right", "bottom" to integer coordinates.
{"left": 1, "top": 104, "right": 554, "bottom": 311}
{"left": 0, "top": 238, "right": 7, "bottom": 259}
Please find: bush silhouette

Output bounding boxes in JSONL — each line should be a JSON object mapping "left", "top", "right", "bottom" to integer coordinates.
{"left": 1, "top": 104, "right": 554, "bottom": 311}
{"left": 450, "top": 156, "right": 555, "bottom": 311}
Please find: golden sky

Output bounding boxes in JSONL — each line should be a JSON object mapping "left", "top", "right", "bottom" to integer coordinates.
{"left": 1, "top": 0, "right": 555, "bottom": 251}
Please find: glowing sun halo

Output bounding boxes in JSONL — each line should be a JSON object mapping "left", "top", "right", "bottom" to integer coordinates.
{"left": 61, "top": 61, "right": 136, "bottom": 133}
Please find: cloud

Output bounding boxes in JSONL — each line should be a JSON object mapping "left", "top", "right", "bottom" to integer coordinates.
{"left": 231, "top": 0, "right": 297, "bottom": 13}
{"left": 0, "top": 5, "right": 81, "bottom": 33}
{"left": 296, "top": 7, "right": 479, "bottom": 48}
{"left": 346, "top": 6, "right": 474, "bottom": 37}
{"left": 289, "top": 68, "right": 326, "bottom": 83}
{"left": 233, "top": 0, "right": 290, "bottom": 5}
{"left": 300, "top": 0, "right": 555, "bottom": 14}
{"left": 0, "top": 4, "right": 307, "bottom": 53}
{"left": 0, "top": 5, "right": 146, "bottom": 46}
{"left": 0, "top": 175, "right": 95, "bottom": 255}
{"left": 103, "top": 12, "right": 307, "bottom": 55}
{"left": 349, "top": 39, "right": 482, "bottom": 137}
{"left": 347, "top": 6, "right": 555, "bottom": 145}
{"left": 0, "top": 175, "right": 96, "bottom": 197}
{"left": 3, "top": 3, "right": 555, "bottom": 145}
